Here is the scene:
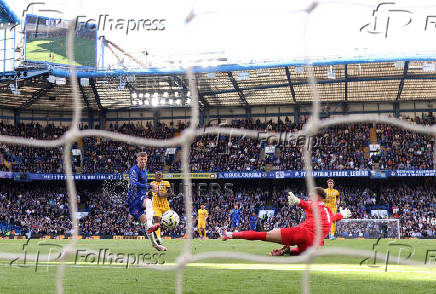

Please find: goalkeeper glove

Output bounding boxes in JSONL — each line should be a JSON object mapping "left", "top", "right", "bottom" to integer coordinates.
{"left": 288, "top": 192, "right": 300, "bottom": 206}
{"left": 339, "top": 208, "right": 351, "bottom": 219}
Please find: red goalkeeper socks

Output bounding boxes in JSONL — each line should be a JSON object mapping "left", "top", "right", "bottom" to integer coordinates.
{"left": 232, "top": 231, "right": 267, "bottom": 241}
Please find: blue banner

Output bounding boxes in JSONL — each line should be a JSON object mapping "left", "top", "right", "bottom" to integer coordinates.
{"left": 0, "top": 170, "right": 434, "bottom": 181}
{"left": 28, "top": 173, "right": 126, "bottom": 181}
{"left": 370, "top": 170, "right": 389, "bottom": 179}
{"left": 217, "top": 171, "right": 266, "bottom": 179}
{"left": 0, "top": 171, "right": 13, "bottom": 179}
{"left": 291, "top": 170, "right": 370, "bottom": 178}
{"left": 387, "top": 170, "right": 436, "bottom": 177}
{"left": 217, "top": 170, "right": 370, "bottom": 179}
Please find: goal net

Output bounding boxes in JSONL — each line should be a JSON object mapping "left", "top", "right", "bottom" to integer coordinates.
{"left": 2, "top": 1, "right": 436, "bottom": 294}
{"left": 336, "top": 219, "right": 401, "bottom": 239}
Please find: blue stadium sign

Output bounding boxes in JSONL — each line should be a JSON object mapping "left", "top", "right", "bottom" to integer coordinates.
{"left": 0, "top": 170, "right": 435, "bottom": 181}
{"left": 29, "top": 173, "right": 125, "bottom": 181}
{"left": 217, "top": 170, "right": 370, "bottom": 179}
{"left": 217, "top": 172, "right": 265, "bottom": 179}
{"left": 388, "top": 170, "right": 436, "bottom": 177}
{"left": 292, "top": 170, "right": 370, "bottom": 178}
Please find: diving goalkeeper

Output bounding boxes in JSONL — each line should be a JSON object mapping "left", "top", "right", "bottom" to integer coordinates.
{"left": 219, "top": 187, "right": 351, "bottom": 256}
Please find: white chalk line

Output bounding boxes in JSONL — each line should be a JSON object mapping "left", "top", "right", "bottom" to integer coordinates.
{"left": 1, "top": 261, "right": 435, "bottom": 274}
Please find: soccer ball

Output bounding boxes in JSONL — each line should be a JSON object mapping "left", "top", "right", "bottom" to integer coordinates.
{"left": 161, "top": 210, "right": 180, "bottom": 229}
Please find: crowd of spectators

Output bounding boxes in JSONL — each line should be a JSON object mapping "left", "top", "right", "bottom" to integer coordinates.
{"left": 0, "top": 115, "right": 434, "bottom": 173}
{"left": 1, "top": 180, "right": 434, "bottom": 239}
{"left": 0, "top": 123, "right": 66, "bottom": 173}
{"left": 376, "top": 124, "right": 434, "bottom": 170}
{"left": 0, "top": 182, "right": 144, "bottom": 237}
{"left": 0, "top": 183, "right": 71, "bottom": 236}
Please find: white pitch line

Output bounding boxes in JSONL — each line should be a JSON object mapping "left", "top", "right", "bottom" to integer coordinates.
{"left": 1, "top": 262, "right": 434, "bottom": 274}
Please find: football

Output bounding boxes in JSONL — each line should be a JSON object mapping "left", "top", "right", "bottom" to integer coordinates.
{"left": 161, "top": 210, "right": 180, "bottom": 229}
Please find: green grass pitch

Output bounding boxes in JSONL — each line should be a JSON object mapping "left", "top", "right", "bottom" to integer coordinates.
{"left": 0, "top": 239, "right": 435, "bottom": 294}
{"left": 26, "top": 36, "right": 96, "bottom": 67}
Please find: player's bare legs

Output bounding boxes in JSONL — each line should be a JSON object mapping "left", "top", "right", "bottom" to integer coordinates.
{"left": 139, "top": 214, "right": 160, "bottom": 233}
{"left": 141, "top": 198, "right": 167, "bottom": 251}
{"left": 139, "top": 214, "right": 166, "bottom": 251}
{"left": 153, "top": 215, "right": 163, "bottom": 245}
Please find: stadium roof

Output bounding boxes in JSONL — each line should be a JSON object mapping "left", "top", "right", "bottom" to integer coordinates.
{"left": 3, "top": 58, "right": 436, "bottom": 111}
{"left": 0, "top": 0, "right": 19, "bottom": 24}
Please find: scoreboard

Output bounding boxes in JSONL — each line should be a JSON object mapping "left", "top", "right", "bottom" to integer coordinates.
{"left": 24, "top": 14, "right": 97, "bottom": 67}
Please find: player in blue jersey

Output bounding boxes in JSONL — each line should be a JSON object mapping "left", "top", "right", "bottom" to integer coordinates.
{"left": 249, "top": 212, "right": 258, "bottom": 231}
{"left": 230, "top": 204, "right": 241, "bottom": 231}
{"left": 126, "top": 152, "right": 167, "bottom": 251}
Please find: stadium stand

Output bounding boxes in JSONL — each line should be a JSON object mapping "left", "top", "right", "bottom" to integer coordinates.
{"left": 1, "top": 179, "right": 434, "bottom": 239}
{"left": 0, "top": 116, "right": 434, "bottom": 173}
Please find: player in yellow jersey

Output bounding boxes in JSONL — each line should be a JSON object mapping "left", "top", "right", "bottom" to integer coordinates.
{"left": 151, "top": 171, "right": 173, "bottom": 245}
{"left": 324, "top": 178, "right": 340, "bottom": 239}
{"left": 197, "top": 204, "right": 209, "bottom": 239}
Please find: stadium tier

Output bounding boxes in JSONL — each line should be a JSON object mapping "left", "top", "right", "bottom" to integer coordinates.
{"left": 0, "top": 117, "right": 434, "bottom": 174}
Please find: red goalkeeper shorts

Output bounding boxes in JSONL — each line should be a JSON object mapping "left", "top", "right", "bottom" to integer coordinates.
{"left": 280, "top": 227, "right": 314, "bottom": 253}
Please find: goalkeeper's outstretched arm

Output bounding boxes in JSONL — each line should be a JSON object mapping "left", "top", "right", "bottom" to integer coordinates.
{"left": 288, "top": 191, "right": 352, "bottom": 220}
{"left": 331, "top": 208, "right": 352, "bottom": 222}
{"left": 287, "top": 192, "right": 300, "bottom": 206}
{"left": 338, "top": 208, "right": 351, "bottom": 219}
{"left": 288, "top": 192, "right": 312, "bottom": 211}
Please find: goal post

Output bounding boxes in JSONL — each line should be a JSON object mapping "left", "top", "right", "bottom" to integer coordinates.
{"left": 336, "top": 219, "right": 401, "bottom": 239}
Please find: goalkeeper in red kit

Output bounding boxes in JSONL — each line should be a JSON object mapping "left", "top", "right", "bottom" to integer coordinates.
{"left": 219, "top": 187, "right": 351, "bottom": 256}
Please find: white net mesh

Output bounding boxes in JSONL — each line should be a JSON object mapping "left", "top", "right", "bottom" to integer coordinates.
{"left": 2, "top": 2, "right": 436, "bottom": 294}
